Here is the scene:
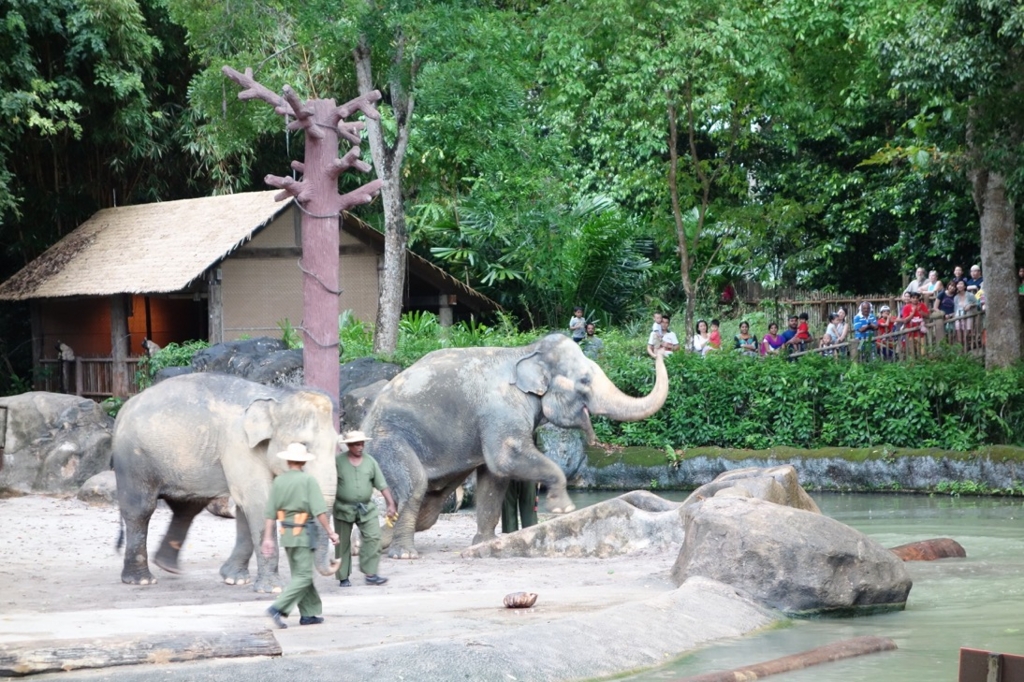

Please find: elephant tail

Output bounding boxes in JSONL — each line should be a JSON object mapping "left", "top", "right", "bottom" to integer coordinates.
{"left": 115, "top": 518, "right": 125, "bottom": 553}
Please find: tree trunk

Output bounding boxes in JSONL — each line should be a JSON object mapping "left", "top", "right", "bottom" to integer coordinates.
{"left": 970, "top": 167, "right": 1020, "bottom": 368}
{"left": 354, "top": 33, "right": 414, "bottom": 356}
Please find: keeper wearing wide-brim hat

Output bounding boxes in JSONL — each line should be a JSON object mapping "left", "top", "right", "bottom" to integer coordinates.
{"left": 262, "top": 441, "right": 340, "bottom": 629}
{"left": 333, "top": 429, "right": 397, "bottom": 587}
{"left": 337, "top": 430, "right": 372, "bottom": 445}
{"left": 276, "top": 442, "right": 317, "bottom": 462}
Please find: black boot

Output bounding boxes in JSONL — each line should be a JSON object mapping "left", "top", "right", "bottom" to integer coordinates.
{"left": 266, "top": 606, "right": 288, "bottom": 629}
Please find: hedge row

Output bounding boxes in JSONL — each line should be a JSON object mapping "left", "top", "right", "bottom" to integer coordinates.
{"left": 594, "top": 341, "right": 1024, "bottom": 451}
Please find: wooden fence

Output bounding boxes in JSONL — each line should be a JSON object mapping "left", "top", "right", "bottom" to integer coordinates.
{"left": 788, "top": 310, "right": 985, "bottom": 362}
{"left": 36, "top": 358, "right": 143, "bottom": 399}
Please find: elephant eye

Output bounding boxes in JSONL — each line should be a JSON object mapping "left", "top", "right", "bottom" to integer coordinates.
{"left": 579, "top": 376, "right": 592, "bottom": 387}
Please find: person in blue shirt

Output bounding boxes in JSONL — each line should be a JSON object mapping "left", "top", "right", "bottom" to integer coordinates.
{"left": 852, "top": 301, "right": 878, "bottom": 359}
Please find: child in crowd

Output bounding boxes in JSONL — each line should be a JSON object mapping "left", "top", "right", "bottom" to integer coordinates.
{"left": 795, "top": 312, "right": 812, "bottom": 344}
{"left": 708, "top": 319, "right": 722, "bottom": 350}
{"left": 875, "top": 305, "right": 894, "bottom": 358}
{"left": 569, "top": 306, "right": 586, "bottom": 344}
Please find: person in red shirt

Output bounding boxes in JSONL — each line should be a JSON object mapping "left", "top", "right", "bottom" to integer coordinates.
{"left": 875, "top": 305, "right": 895, "bottom": 360}
{"left": 897, "top": 291, "right": 930, "bottom": 356}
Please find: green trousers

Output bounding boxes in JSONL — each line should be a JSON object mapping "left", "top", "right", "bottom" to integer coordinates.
{"left": 502, "top": 481, "right": 538, "bottom": 534}
{"left": 272, "top": 545, "right": 321, "bottom": 618}
{"left": 334, "top": 506, "right": 382, "bottom": 580}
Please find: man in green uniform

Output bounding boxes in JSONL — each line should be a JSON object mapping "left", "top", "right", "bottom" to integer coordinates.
{"left": 335, "top": 430, "right": 397, "bottom": 587}
{"left": 261, "top": 443, "right": 339, "bottom": 629}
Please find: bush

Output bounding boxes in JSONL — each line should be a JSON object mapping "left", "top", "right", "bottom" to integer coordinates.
{"left": 341, "top": 316, "right": 1022, "bottom": 451}
{"left": 594, "top": 335, "right": 1024, "bottom": 450}
{"left": 136, "top": 340, "right": 210, "bottom": 389}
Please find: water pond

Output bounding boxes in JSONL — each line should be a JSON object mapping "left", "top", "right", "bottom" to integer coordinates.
{"left": 570, "top": 491, "right": 1024, "bottom": 681}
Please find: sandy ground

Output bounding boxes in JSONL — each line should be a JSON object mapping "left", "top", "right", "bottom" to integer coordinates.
{"left": 0, "top": 495, "right": 774, "bottom": 681}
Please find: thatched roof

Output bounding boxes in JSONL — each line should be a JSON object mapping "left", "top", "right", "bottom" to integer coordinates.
{"left": 0, "top": 191, "right": 500, "bottom": 313}
{"left": 0, "top": 192, "right": 289, "bottom": 301}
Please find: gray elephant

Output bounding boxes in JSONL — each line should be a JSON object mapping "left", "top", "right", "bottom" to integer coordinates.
{"left": 363, "top": 333, "right": 668, "bottom": 558}
{"left": 113, "top": 373, "right": 339, "bottom": 592}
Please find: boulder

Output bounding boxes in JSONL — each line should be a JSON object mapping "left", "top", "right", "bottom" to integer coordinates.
{"left": 537, "top": 424, "right": 587, "bottom": 483}
{"left": 462, "top": 491, "right": 684, "bottom": 558}
{"left": 191, "top": 338, "right": 304, "bottom": 387}
{"left": 0, "top": 392, "right": 114, "bottom": 494}
{"left": 672, "top": 497, "right": 912, "bottom": 616}
{"left": 77, "top": 470, "right": 117, "bottom": 505}
{"left": 680, "top": 465, "right": 821, "bottom": 514}
{"left": 339, "top": 357, "right": 401, "bottom": 396}
{"left": 152, "top": 366, "right": 193, "bottom": 384}
{"left": 341, "top": 379, "right": 389, "bottom": 432}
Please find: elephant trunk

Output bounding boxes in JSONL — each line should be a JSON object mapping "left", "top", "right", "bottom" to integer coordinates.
{"left": 588, "top": 351, "right": 668, "bottom": 422}
{"left": 313, "top": 515, "right": 342, "bottom": 577}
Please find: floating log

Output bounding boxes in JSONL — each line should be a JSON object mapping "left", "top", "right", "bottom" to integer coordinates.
{"left": 0, "top": 630, "right": 281, "bottom": 677}
{"left": 889, "top": 538, "right": 966, "bottom": 561}
{"left": 671, "top": 635, "right": 897, "bottom": 682}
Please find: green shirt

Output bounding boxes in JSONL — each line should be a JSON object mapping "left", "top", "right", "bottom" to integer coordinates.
{"left": 334, "top": 453, "right": 388, "bottom": 512}
{"left": 264, "top": 469, "right": 327, "bottom": 548}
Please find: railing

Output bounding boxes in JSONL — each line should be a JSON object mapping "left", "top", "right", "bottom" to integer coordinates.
{"left": 789, "top": 310, "right": 985, "bottom": 362}
{"left": 36, "top": 358, "right": 143, "bottom": 398}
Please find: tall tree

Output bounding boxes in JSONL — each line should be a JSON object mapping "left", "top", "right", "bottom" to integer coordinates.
{"left": 536, "top": 0, "right": 791, "bottom": 334}
{"left": 882, "top": 0, "right": 1023, "bottom": 367}
{"left": 0, "top": 0, "right": 200, "bottom": 394}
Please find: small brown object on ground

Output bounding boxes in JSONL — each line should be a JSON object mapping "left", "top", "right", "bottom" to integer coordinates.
{"left": 671, "top": 635, "right": 897, "bottom": 682}
{"left": 889, "top": 537, "right": 967, "bottom": 561}
{"left": 503, "top": 592, "right": 538, "bottom": 608}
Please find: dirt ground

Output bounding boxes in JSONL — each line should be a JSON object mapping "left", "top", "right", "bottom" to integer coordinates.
{"left": 0, "top": 495, "right": 773, "bottom": 681}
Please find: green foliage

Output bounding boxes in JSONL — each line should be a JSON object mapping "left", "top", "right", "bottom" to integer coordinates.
{"left": 591, "top": 331, "right": 1024, "bottom": 450}
{"left": 101, "top": 396, "right": 126, "bottom": 418}
{"left": 136, "top": 340, "right": 209, "bottom": 389}
{"left": 277, "top": 319, "right": 302, "bottom": 349}
{"left": 339, "top": 310, "right": 374, "bottom": 362}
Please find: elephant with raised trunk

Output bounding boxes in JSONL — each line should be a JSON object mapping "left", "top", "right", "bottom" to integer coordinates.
{"left": 113, "top": 374, "right": 339, "bottom": 592}
{"left": 363, "top": 334, "right": 668, "bottom": 558}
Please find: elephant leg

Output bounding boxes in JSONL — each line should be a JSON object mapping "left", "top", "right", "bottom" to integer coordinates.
{"left": 243, "top": 506, "right": 283, "bottom": 594}
{"left": 416, "top": 480, "right": 465, "bottom": 532}
{"left": 154, "top": 498, "right": 207, "bottom": 574}
{"left": 486, "top": 438, "right": 575, "bottom": 514}
{"left": 472, "top": 467, "right": 508, "bottom": 545}
{"left": 388, "top": 457, "right": 427, "bottom": 561}
{"left": 119, "top": 493, "right": 158, "bottom": 585}
{"left": 220, "top": 507, "right": 256, "bottom": 586}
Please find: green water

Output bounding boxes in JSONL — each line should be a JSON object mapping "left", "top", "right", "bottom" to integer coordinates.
{"left": 573, "top": 492, "right": 1024, "bottom": 681}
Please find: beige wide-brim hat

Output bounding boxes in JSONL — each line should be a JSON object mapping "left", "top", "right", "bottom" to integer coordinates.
{"left": 276, "top": 442, "right": 316, "bottom": 462}
{"left": 338, "top": 430, "right": 372, "bottom": 445}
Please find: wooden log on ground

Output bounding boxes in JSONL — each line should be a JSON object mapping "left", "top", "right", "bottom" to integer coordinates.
{"left": 889, "top": 537, "right": 967, "bottom": 561}
{"left": 0, "top": 630, "right": 281, "bottom": 677}
{"left": 671, "top": 635, "right": 897, "bottom": 682}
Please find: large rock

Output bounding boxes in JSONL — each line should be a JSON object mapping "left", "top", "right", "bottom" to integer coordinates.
{"left": 152, "top": 366, "right": 193, "bottom": 384}
{"left": 339, "top": 357, "right": 401, "bottom": 396}
{"left": 462, "top": 491, "right": 685, "bottom": 558}
{"left": 672, "top": 497, "right": 912, "bottom": 616}
{"left": 341, "top": 379, "right": 389, "bottom": 432}
{"left": 0, "top": 392, "right": 114, "bottom": 493}
{"left": 190, "top": 338, "right": 303, "bottom": 387}
{"left": 680, "top": 465, "right": 821, "bottom": 513}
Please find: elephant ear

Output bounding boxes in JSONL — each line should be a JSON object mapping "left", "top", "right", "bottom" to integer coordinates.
{"left": 512, "top": 351, "right": 549, "bottom": 395}
{"left": 243, "top": 399, "right": 275, "bottom": 449}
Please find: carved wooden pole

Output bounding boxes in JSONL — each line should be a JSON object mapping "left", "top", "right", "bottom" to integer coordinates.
{"left": 224, "top": 67, "right": 382, "bottom": 426}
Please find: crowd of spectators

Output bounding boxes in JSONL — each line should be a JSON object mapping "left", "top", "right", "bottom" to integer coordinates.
{"left": 637, "top": 263, "right": 989, "bottom": 361}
